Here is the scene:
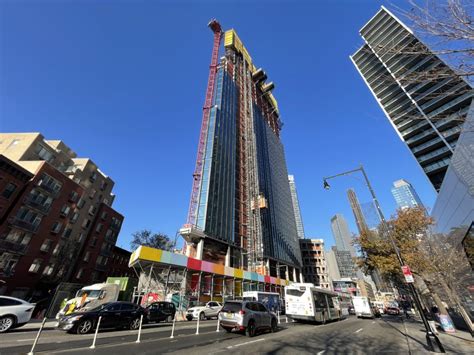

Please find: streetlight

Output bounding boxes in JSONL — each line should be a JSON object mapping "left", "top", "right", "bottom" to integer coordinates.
{"left": 323, "top": 164, "right": 445, "bottom": 353}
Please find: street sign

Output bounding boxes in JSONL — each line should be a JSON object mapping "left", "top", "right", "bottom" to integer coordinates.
{"left": 401, "top": 265, "right": 414, "bottom": 283}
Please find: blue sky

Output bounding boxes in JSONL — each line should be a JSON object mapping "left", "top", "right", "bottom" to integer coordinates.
{"left": 0, "top": 0, "right": 437, "bottom": 251}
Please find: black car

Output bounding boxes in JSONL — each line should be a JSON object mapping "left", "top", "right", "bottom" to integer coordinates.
{"left": 145, "top": 301, "right": 176, "bottom": 323}
{"left": 348, "top": 306, "right": 356, "bottom": 315}
{"left": 57, "top": 301, "right": 146, "bottom": 334}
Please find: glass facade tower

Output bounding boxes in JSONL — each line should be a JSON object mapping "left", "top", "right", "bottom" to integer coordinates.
{"left": 330, "top": 214, "right": 355, "bottom": 257}
{"left": 391, "top": 179, "right": 424, "bottom": 210}
{"left": 351, "top": 6, "right": 472, "bottom": 191}
{"left": 288, "top": 175, "right": 305, "bottom": 239}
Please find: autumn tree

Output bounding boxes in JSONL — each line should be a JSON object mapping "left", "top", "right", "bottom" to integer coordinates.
{"left": 130, "top": 230, "right": 173, "bottom": 251}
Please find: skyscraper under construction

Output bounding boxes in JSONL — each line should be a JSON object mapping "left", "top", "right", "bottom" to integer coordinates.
{"left": 180, "top": 20, "right": 302, "bottom": 281}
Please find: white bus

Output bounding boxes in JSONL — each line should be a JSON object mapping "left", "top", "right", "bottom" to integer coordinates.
{"left": 285, "top": 283, "right": 342, "bottom": 323}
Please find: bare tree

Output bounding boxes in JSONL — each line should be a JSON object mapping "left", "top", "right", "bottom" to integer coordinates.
{"left": 130, "top": 230, "right": 173, "bottom": 251}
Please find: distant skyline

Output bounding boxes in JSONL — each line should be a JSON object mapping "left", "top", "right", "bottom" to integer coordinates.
{"left": 0, "top": 0, "right": 438, "bottom": 250}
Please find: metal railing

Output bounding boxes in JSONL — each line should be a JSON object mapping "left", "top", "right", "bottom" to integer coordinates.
{"left": 8, "top": 218, "right": 39, "bottom": 233}
{"left": 24, "top": 198, "right": 51, "bottom": 214}
{"left": 0, "top": 239, "right": 28, "bottom": 254}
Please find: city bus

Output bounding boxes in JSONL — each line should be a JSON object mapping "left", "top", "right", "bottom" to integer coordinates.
{"left": 285, "top": 283, "right": 342, "bottom": 323}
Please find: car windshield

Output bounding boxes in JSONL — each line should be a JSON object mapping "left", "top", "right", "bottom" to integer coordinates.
{"left": 222, "top": 302, "right": 242, "bottom": 313}
{"left": 75, "top": 290, "right": 103, "bottom": 298}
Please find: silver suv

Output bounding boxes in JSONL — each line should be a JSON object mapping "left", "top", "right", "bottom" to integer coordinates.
{"left": 218, "top": 300, "right": 277, "bottom": 337}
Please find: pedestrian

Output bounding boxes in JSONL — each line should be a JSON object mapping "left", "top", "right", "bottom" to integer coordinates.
{"left": 403, "top": 305, "right": 410, "bottom": 319}
{"left": 431, "top": 304, "right": 440, "bottom": 321}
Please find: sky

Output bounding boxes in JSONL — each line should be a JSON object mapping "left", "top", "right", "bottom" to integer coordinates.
{"left": 0, "top": 0, "right": 438, "bottom": 251}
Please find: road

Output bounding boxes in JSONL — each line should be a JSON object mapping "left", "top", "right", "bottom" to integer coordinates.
{"left": 1, "top": 315, "right": 470, "bottom": 354}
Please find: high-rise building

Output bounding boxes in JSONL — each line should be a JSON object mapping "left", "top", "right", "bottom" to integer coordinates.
{"left": 351, "top": 6, "right": 472, "bottom": 192}
{"left": 288, "top": 175, "right": 305, "bottom": 239}
{"left": 299, "top": 239, "right": 330, "bottom": 288}
{"left": 0, "top": 133, "right": 123, "bottom": 299}
{"left": 180, "top": 21, "right": 302, "bottom": 281}
{"left": 360, "top": 201, "right": 381, "bottom": 230}
{"left": 332, "top": 246, "right": 357, "bottom": 279}
{"left": 391, "top": 179, "right": 424, "bottom": 210}
{"left": 330, "top": 214, "right": 355, "bottom": 257}
{"left": 325, "top": 248, "right": 340, "bottom": 283}
{"left": 347, "top": 189, "right": 369, "bottom": 234}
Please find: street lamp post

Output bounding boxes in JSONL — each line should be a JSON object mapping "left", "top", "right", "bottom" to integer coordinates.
{"left": 323, "top": 164, "right": 445, "bottom": 353}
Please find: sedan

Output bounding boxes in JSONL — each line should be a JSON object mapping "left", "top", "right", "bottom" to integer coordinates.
{"left": 57, "top": 301, "right": 146, "bottom": 334}
{"left": 0, "top": 296, "right": 35, "bottom": 333}
{"left": 145, "top": 301, "right": 176, "bottom": 323}
{"left": 385, "top": 307, "right": 400, "bottom": 316}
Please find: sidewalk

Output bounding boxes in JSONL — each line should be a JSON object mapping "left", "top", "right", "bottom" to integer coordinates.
{"left": 400, "top": 317, "right": 473, "bottom": 354}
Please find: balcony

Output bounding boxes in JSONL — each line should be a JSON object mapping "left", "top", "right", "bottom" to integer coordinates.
{"left": 100, "top": 248, "right": 112, "bottom": 258}
{"left": 95, "top": 263, "right": 108, "bottom": 272}
{"left": 8, "top": 217, "right": 39, "bottom": 233}
{"left": 37, "top": 181, "right": 59, "bottom": 196}
{"left": 24, "top": 198, "right": 51, "bottom": 214}
{"left": 105, "top": 233, "right": 116, "bottom": 244}
{"left": 0, "top": 239, "right": 28, "bottom": 254}
{"left": 110, "top": 223, "right": 121, "bottom": 232}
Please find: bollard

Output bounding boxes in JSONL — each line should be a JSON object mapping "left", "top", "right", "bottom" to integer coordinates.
{"left": 286, "top": 315, "right": 288, "bottom": 323}
{"left": 135, "top": 314, "right": 144, "bottom": 343}
{"left": 27, "top": 317, "right": 47, "bottom": 355}
{"left": 195, "top": 314, "right": 200, "bottom": 335}
{"left": 277, "top": 310, "right": 281, "bottom": 324}
{"left": 90, "top": 316, "right": 102, "bottom": 349}
{"left": 170, "top": 313, "right": 177, "bottom": 339}
{"left": 216, "top": 316, "right": 220, "bottom": 332}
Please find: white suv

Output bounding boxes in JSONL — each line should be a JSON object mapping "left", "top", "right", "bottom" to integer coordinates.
{"left": 186, "top": 301, "right": 222, "bottom": 321}
{"left": 0, "top": 296, "right": 35, "bottom": 333}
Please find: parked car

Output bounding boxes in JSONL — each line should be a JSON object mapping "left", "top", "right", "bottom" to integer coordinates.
{"left": 57, "top": 301, "right": 146, "bottom": 334}
{"left": 0, "top": 296, "right": 35, "bottom": 333}
{"left": 371, "top": 306, "right": 381, "bottom": 318}
{"left": 218, "top": 300, "right": 277, "bottom": 337}
{"left": 348, "top": 306, "right": 356, "bottom": 315}
{"left": 186, "top": 301, "right": 222, "bottom": 321}
{"left": 145, "top": 301, "right": 176, "bottom": 323}
{"left": 385, "top": 307, "right": 400, "bottom": 316}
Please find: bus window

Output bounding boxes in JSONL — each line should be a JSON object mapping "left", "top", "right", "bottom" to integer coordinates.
{"left": 314, "top": 292, "right": 327, "bottom": 308}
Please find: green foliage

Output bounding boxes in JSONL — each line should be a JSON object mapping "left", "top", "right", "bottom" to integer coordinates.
{"left": 130, "top": 230, "right": 173, "bottom": 251}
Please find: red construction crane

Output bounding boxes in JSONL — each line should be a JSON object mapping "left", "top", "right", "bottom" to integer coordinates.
{"left": 185, "top": 19, "right": 223, "bottom": 227}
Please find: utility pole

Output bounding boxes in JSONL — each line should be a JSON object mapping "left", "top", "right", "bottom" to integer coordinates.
{"left": 323, "top": 165, "right": 445, "bottom": 353}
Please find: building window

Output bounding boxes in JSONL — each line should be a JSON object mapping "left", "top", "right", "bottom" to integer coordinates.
{"left": 62, "top": 227, "right": 72, "bottom": 239}
{"left": 75, "top": 268, "right": 83, "bottom": 279}
{"left": 105, "top": 229, "right": 114, "bottom": 239}
{"left": 83, "top": 251, "right": 90, "bottom": 262}
{"left": 37, "top": 173, "right": 62, "bottom": 192}
{"left": 42, "top": 264, "right": 55, "bottom": 276}
{"left": 100, "top": 180, "right": 107, "bottom": 191}
{"left": 40, "top": 239, "right": 53, "bottom": 252}
{"left": 95, "top": 223, "right": 103, "bottom": 233}
{"left": 28, "top": 258, "right": 43, "bottom": 273}
{"left": 101, "top": 211, "right": 108, "bottom": 220}
{"left": 90, "top": 237, "right": 98, "bottom": 247}
{"left": 88, "top": 205, "right": 96, "bottom": 216}
{"left": 77, "top": 198, "right": 85, "bottom": 209}
{"left": 81, "top": 219, "right": 91, "bottom": 229}
{"left": 2, "top": 183, "right": 17, "bottom": 199}
{"left": 77, "top": 233, "right": 85, "bottom": 243}
{"left": 51, "top": 221, "right": 62, "bottom": 234}
{"left": 35, "top": 144, "right": 54, "bottom": 162}
{"left": 60, "top": 204, "right": 71, "bottom": 217}
{"left": 70, "top": 212, "right": 79, "bottom": 223}
{"left": 52, "top": 243, "right": 61, "bottom": 256}
{"left": 90, "top": 171, "right": 98, "bottom": 182}
{"left": 69, "top": 191, "right": 79, "bottom": 203}
{"left": 89, "top": 189, "right": 96, "bottom": 199}
{"left": 5, "top": 229, "right": 31, "bottom": 246}
{"left": 0, "top": 253, "right": 19, "bottom": 276}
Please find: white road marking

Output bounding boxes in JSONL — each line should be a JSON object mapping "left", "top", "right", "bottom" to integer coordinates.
{"left": 227, "top": 338, "right": 265, "bottom": 349}
{"left": 317, "top": 351, "right": 325, "bottom": 355}
{"left": 16, "top": 339, "right": 35, "bottom": 342}
{"left": 355, "top": 328, "right": 363, "bottom": 333}
{"left": 372, "top": 321, "right": 376, "bottom": 324}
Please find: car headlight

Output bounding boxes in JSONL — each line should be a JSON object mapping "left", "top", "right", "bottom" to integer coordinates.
{"left": 68, "top": 315, "right": 83, "bottom": 322}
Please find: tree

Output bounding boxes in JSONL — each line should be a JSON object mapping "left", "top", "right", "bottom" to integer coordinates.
{"left": 130, "top": 230, "right": 173, "bottom": 251}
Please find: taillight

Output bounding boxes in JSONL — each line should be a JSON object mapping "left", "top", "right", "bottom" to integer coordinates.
{"left": 238, "top": 310, "right": 246, "bottom": 315}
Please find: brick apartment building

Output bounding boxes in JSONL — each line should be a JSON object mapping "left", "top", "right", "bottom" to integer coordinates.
{"left": 0, "top": 133, "right": 125, "bottom": 300}
{"left": 108, "top": 246, "right": 135, "bottom": 279}
{"left": 299, "top": 239, "right": 330, "bottom": 288}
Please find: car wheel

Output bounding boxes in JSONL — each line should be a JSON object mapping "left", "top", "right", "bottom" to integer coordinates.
{"left": 246, "top": 320, "right": 256, "bottom": 337}
{"left": 271, "top": 318, "right": 277, "bottom": 333}
{"left": 130, "top": 318, "right": 141, "bottom": 330}
{"left": 0, "top": 316, "right": 15, "bottom": 333}
{"left": 199, "top": 312, "right": 205, "bottom": 321}
{"left": 166, "top": 315, "right": 173, "bottom": 323}
{"left": 76, "top": 319, "right": 93, "bottom": 334}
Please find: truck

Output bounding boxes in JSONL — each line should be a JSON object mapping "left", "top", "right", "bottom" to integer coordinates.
{"left": 352, "top": 296, "right": 374, "bottom": 318}
{"left": 242, "top": 291, "right": 281, "bottom": 314}
{"left": 56, "top": 277, "right": 137, "bottom": 319}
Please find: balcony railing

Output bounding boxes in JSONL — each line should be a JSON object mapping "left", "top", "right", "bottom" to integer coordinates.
{"left": 0, "top": 239, "right": 28, "bottom": 254}
{"left": 8, "top": 218, "right": 39, "bottom": 233}
{"left": 24, "top": 198, "right": 51, "bottom": 214}
{"left": 37, "top": 181, "right": 59, "bottom": 196}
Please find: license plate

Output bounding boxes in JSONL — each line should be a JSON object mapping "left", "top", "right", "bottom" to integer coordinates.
{"left": 225, "top": 312, "right": 233, "bottom": 318}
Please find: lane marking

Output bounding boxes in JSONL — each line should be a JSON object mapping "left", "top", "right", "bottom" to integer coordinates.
{"left": 16, "top": 339, "right": 35, "bottom": 342}
{"left": 355, "top": 328, "right": 363, "bottom": 333}
{"left": 372, "top": 321, "right": 376, "bottom": 324}
{"left": 317, "top": 351, "right": 325, "bottom": 355}
{"left": 227, "top": 338, "right": 265, "bottom": 349}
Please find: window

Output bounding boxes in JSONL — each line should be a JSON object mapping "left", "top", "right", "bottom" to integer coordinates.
{"left": 100, "top": 180, "right": 107, "bottom": 191}
{"left": 82, "top": 219, "right": 91, "bottom": 229}
{"left": 101, "top": 211, "right": 108, "bottom": 220}
{"left": 89, "top": 189, "right": 96, "bottom": 199}
{"left": 28, "top": 259, "right": 42, "bottom": 273}
{"left": 35, "top": 144, "right": 54, "bottom": 162}
{"left": 37, "top": 173, "right": 61, "bottom": 192}
{"left": 42, "top": 264, "right": 55, "bottom": 276}
{"left": 77, "top": 233, "right": 85, "bottom": 243}
{"left": 105, "top": 229, "right": 114, "bottom": 239}
{"left": 52, "top": 243, "right": 61, "bottom": 256}
{"left": 40, "top": 239, "right": 53, "bottom": 252}
{"left": 62, "top": 227, "right": 72, "bottom": 239}
{"left": 77, "top": 198, "right": 85, "bottom": 209}
{"left": 95, "top": 223, "right": 103, "bottom": 233}
{"left": 5, "top": 229, "right": 31, "bottom": 245}
{"left": 69, "top": 191, "right": 79, "bottom": 203}
{"left": 0, "top": 297, "right": 22, "bottom": 306}
{"left": 60, "top": 204, "right": 71, "bottom": 217}
{"left": 75, "top": 268, "right": 83, "bottom": 279}
{"left": 51, "top": 221, "right": 62, "bottom": 234}
{"left": 70, "top": 212, "right": 79, "bottom": 223}
{"left": 88, "top": 205, "right": 96, "bottom": 216}
{"left": 96, "top": 255, "right": 103, "bottom": 264}
{"left": 2, "top": 183, "right": 17, "bottom": 199}
{"left": 0, "top": 253, "right": 19, "bottom": 276}
{"left": 83, "top": 251, "right": 90, "bottom": 262}
{"left": 89, "top": 171, "right": 97, "bottom": 182}
{"left": 90, "top": 237, "right": 98, "bottom": 247}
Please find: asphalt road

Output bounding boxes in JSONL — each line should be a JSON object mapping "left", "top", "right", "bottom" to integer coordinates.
{"left": 0, "top": 315, "right": 461, "bottom": 354}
